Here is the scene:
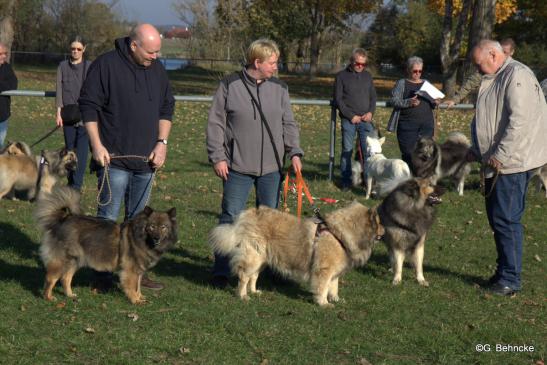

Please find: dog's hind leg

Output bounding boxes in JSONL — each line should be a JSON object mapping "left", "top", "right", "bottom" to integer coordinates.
{"left": 391, "top": 248, "right": 405, "bottom": 285}
{"left": 365, "top": 177, "right": 373, "bottom": 200}
{"left": 457, "top": 177, "right": 465, "bottom": 196}
{"left": 60, "top": 262, "right": 78, "bottom": 298}
{"left": 44, "top": 261, "right": 64, "bottom": 301}
{"left": 412, "top": 235, "right": 429, "bottom": 287}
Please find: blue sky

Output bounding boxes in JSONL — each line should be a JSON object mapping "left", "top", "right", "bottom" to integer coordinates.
{"left": 110, "top": 0, "right": 183, "bottom": 26}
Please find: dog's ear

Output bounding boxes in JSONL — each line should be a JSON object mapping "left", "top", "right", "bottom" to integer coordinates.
{"left": 143, "top": 206, "right": 154, "bottom": 216}
{"left": 167, "top": 207, "right": 176, "bottom": 219}
{"left": 379, "top": 136, "right": 386, "bottom": 145}
{"left": 59, "top": 147, "right": 68, "bottom": 157}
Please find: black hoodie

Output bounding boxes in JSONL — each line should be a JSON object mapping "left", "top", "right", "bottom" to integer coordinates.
{"left": 79, "top": 37, "right": 175, "bottom": 171}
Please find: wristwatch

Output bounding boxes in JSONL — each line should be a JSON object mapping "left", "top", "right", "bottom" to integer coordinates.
{"left": 156, "top": 139, "right": 168, "bottom": 145}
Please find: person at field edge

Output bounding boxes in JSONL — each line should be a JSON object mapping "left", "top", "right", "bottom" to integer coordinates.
{"left": 55, "top": 36, "right": 91, "bottom": 191}
{"left": 444, "top": 38, "right": 516, "bottom": 107}
{"left": 79, "top": 23, "right": 175, "bottom": 291}
{"left": 468, "top": 39, "right": 547, "bottom": 296}
{"left": 206, "top": 39, "right": 303, "bottom": 288}
{"left": 0, "top": 42, "right": 18, "bottom": 148}
{"left": 334, "top": 48, "right": 377, "bottom": 191}
{"left": 387, "top": 56, "right": 441, "bottom": 169}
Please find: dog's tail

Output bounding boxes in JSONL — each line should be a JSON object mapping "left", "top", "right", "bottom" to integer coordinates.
{"left": 377, "top": 161, "right": 412, "bottom": 197}
{"left": 208, "top": 223, "right": 240, "bottom": 256}
{"left": 34, "top": 185, "right": 81, "bottom": 232}
{"left": 446, "top": 131, "right": 470, "bottom": 146}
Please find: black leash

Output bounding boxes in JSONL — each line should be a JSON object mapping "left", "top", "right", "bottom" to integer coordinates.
{"left": 30, "top": 126, "right": 60, "bottom": 148}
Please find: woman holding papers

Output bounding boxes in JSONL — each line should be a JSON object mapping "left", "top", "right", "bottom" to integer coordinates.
{"left": 387, "top": 56, "right": 441, "bottom": 167}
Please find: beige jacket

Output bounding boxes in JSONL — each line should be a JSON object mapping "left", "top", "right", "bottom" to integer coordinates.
{"left": 471, "top": 58, "right": 547, "bottom": 175}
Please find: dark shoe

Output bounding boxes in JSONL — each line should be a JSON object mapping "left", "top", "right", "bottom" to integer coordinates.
{"left": 486, "top": 274, "right": 500, "bottom": 286}
{"left": 141, "top": 274, "right": 164, "bottom": 291}
{"left": 210, "top": 275, "right": 229, "bottom": 289}
{"left": 488, "top": 282, "right": 518, "bottom": 296}
{"left": 340, "top": 183, "right": 351, "bottom": 192}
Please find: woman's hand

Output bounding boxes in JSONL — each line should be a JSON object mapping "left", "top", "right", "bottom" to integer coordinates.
{"left": 409, "top": 95, "right": 420, "bottom": 107}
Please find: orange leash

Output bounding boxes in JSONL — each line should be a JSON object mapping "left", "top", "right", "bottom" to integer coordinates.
{"left": 283, "top": 169, "right": 319, "bottom": 219}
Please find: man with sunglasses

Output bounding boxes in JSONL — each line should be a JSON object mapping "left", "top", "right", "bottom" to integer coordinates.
{"left": 334, "top": 48, "right": 377, "bottom": 191}
{"left": 79, "top": 23, "right": 175, "bottom": 292}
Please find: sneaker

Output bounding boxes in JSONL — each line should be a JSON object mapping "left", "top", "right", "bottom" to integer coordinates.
{"left": 141, "top": 274, "right": 164, "bottom": 291}
{"left": 210, "top": 275, "right": 229, "bottom": 289}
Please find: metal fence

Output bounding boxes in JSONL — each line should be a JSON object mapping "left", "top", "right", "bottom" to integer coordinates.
{"left": 1, "top": 90, "right": 474, "bottom": 181}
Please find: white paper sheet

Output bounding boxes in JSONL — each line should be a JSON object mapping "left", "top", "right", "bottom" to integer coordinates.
{"left": 417, "top": 80, "right": 445, "bottom": 100}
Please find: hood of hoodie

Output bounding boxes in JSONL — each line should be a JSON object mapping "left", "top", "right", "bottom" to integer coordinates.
{"left": 114, "top": 37, "right": 153, "bottom": 101}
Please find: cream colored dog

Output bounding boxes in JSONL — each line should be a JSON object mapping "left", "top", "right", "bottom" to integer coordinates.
{"left": 209, "top": 203, "right": 384, "bottom": 307}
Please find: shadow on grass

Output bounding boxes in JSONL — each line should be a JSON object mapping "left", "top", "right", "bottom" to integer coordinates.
{"left": 0, "top": 222, "right": 40, "bottom": 260}
{"left": 360, "top": 252, "right": 485, "bottom": 286}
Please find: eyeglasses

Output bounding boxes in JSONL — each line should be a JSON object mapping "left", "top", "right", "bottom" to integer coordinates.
{"left": 71, "top": 47, "right": 83, "bottom": 52}
{"left": 412, "top": 69, "right": 423, "bottom": 74}
{"left": 354, "top": 62, "right": 366, "bottom": 68}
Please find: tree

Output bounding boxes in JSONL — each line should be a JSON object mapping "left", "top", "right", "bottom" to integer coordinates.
{"left": 173, "top": 0, "right": 217, "bottom": 58}
{"left": 0, "top": 0, "right": 16, "bottom": 58}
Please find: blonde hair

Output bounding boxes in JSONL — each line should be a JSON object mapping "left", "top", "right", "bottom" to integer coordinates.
{"left": 246, "top": 39, "right": 279, "bottom": 65}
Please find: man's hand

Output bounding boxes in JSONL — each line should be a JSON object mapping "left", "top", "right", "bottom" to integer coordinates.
{"left": 361, "top": 112, "right": 373, "bottom": 122}
{"left": 55, "top": 114, "right": 63, "bottom": 127}
{"left": 148, "top": 143, "right": 167, "bottom": 169}
{"left": 351, "top": 115, "right": 362, "bottom": 124}
{"left": 213, "top": 160, "right": 229, "bottom": 180}
{"left": 444, "top": 99, "right": 456, "bottom": 108}
{"left": 291, "top": 155, "right": 302, "bottom": 174}
{"left": 91, "top": 143, "right": 110, "bottom": 167}
{"left": 409, "top": 95, "right": 420, "bottom": 107}
{"left": 487, "top": 156, "right": 502, "bottom": 171}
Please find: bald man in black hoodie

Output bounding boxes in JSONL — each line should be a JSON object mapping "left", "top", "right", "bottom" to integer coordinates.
{"left": 79, "top": 24, "right": 175, "bottom": 291}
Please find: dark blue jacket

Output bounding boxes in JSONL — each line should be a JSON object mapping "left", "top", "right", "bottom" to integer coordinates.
{"left": 0, "top": 62, "right": 18, "bottom": 122}
{"left": 79, "top": 37, "right": 175, "bottom": 171}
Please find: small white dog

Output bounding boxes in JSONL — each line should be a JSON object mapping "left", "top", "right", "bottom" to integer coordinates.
{"left": 353, "top": 136, "right": 411, "bottom": 199}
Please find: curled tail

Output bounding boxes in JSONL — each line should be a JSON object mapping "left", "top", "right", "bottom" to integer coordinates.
{"left": 446, "top": 131, "right": 470, "bottom": 146}
{"left": 34, "top": 186, "right": 81, "bottom": 232}
{"left": 377, "top": 161, "right": 412, "bottom": 197}
{"left": 208, "top": 223, "right": 240, "bottom": 256}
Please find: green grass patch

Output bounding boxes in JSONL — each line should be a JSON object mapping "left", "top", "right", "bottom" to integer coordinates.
{"left": 0, "top": 75, "right": 545, "bottom": 364}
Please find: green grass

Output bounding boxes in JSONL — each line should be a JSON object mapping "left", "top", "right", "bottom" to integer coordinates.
{"left": 0, "top": 73, "right": 545, "bottom": 365}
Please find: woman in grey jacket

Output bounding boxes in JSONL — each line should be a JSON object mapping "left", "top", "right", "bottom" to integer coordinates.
{"left": 206, "top": 39, "right": 303, "bottom": 287}
{"left": 387, "top": 56, "right": 440, "bottom": 167}
{"left": 55, "top": 36, "right": 91, "bottom": 191}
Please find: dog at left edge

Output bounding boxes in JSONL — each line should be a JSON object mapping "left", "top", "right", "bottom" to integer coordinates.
{"left": 34, "top": 186, "right": 178, "bottom": 304}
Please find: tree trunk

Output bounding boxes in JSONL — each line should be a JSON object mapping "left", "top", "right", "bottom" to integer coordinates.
{"left": 464, "top": 0, "right": 496, "bottom": 77}
{"left": 309, "top": 31, "right": 321, "bottom": 78}
{"left": 0, "top": 0, "right": 16, "bottom": 60}
{"left": 440, "top": 0, "right": 473, "bottom": 97}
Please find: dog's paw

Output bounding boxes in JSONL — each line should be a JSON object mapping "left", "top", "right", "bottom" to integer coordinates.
{"left": 44, "top": 295, "right": 57, "bottom": 302}
{"left": 66, "top": 293, "right": 78, "bottom": 299}
{"left": 318, "top": 302, "right": 335, "bottom": 308}
{"left": 239, "top": 294, "right": 251, "bottom": 301}
{"left": 392, "top": 277, "right": 402, "bottom": 285}
{"left": 251, "top": 289, "right": 262, "bottom": 296}
{"left": 328, "top": 294, "right": 340, "bottom": 302}
{"left": 418, "top": 278, "right": 429, "bottom": 287}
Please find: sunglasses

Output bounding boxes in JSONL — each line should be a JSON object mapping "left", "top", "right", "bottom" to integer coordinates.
{"left": 353, "top": 62, "right": 366, "bottom": 67}
{"left": 71, "top": 47, "right": 83, "bottom": 52}
{"left": 412, "top": 69, "right": 423, "bottom": 74}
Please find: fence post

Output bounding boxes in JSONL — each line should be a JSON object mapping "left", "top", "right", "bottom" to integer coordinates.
{"left": 328, "top": 100, "right": 337, "bottom": 182}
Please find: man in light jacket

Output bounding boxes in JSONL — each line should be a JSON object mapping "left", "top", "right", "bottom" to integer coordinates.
{"left": 206, "top": 39, "right": 303, "bottom": 288}
{"left": 469, "top": 39, "right": 547, "bottom": 296}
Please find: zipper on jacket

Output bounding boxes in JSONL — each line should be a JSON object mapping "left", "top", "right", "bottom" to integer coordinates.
{"left": 251, "top": 99, "right": 257, "bottom": 120}
{"left": 257, "top": 83, "right": 264, "bottom": 176}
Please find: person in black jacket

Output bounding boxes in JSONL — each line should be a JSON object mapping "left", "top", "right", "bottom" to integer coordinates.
{"left": 79, "top": 24, "right": 175, "bottom": 290}
{"left": 334, "top": 48, "right": 377, "bottom": 190}
{"left": 0, "top": 42, "right": 18, "bottom": 148}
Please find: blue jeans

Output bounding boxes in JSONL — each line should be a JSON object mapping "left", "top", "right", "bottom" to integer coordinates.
{"left": 214, "top": 170, "right": 282, "bottom": 277}
{"left": 96, "top": 166, "right": 154, "bottom": 222}
{"left": 0, "top": 119, "right": 8, "bottom": 148}
{"left": 340, "top": 118, "right": 375, "bottom": 186}
{"left": 485, "top": 170, "right": 534, "bottom": 290}
{"left": 63, "top": 124, "right": 89, "bottom": 191}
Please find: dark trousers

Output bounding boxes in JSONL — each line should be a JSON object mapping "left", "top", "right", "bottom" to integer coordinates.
{"left": 63, "top": 124, "right": 89, "bottom": 191}
{"left": 213, "top": 170, "right": 282, "bottom": 277}
{"left": 485, "top": 170, "right": 534, "bottom": 290}
{"left": 396, "top": 120, "right": 434, "bottom": 168}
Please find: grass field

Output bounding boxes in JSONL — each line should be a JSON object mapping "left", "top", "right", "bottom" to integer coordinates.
{"left": 0, "top": 70, "right": 545, "bottom": 364}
